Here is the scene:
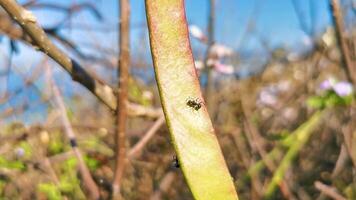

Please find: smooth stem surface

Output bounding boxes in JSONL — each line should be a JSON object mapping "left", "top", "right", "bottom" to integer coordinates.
{"left": 145, "top": 1, "right": 238, "bottom": 199}
{"left": 112, "top": 0, "right": 130, "bottom": 198}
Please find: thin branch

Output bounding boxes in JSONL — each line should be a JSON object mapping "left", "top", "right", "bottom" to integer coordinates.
{"left": 112, "top": 0, "right": 130, "bottom": 198}
{"left": 240, "top": 96, "right": 294, "bottom": 199}
{"left": 0, "top": 0, "right": 162, "bottom": 118}
{"left": 46, "top": 65, "right": 100, "bottom": 200}
{"left": 332, "top": 144, "right": 349, "bottom": 178}
{"left": 315, "top": 181, "right": 347, "bottom": 200}
{"left": 128, "top": 115, "right": 165, "bottom": 159}
{"left": 317, "top": 145, "right": 350, "bottom": 200}
{"left": 330, "top": 0, "right": 356, "bottom": 86}
{"left": 0, "top": 0, "right": 116, "bottom": 110}
{"left": 150, "top": 172, "right": 177, "bottom": 200}
{"left": 204, "top": 0, "right": 215, "bottom": 112}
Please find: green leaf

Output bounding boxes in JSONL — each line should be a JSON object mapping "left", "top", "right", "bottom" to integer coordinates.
{"left": 0, "top": 156, "right": 25, "bottom": 170}
{"left": 48, "top": 131, "right": 65, "bottom": 155}
{"left": 19, "top": 141, "right": 33, "bottom": 159}
{"left": 84, "top": 156, "right": 99, "bottom": 171}
{"left": 307, "top": 96, "right": 324, "bottom": 109}
{"left": 37, "top": 183, "right": 62, "bottom": 200}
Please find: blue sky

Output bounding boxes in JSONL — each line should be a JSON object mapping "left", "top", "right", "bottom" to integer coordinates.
{"left": 0, "top": 0, "right": 334, "bottom": 124}
{"left": 26, "top": 0, "right": 332, "bottom": 52}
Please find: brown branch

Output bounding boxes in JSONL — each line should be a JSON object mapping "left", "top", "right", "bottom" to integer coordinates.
{"left": 112, "top": 0, "right": 130, "bottom": 198}
{"left": 42, "top": 158, "right": 69, "bottom": 200}
{"left": 332, "top": 144, "right": 349, "bottom": 178}
{"left": 317, "top": 145, "right": 349, "bottom": 200}
{"left": 128, "top": 115, "right": 165, "bottom": 159}
{"left": 231, "top": 128, "right": 264, "bottom": 198}
{"left": 47, "top": 66, "right": 100, "bottom": 200}
{"left": 204, "top": 0, "right": 215, "bottom": 112}
{"left": 239, "top": 92, "right": 295, "bottom": 199}
{"left": 0, "top": 0, "right": 117, "bottom": 110}
{"left": 315, "top": 181, "right": 347, "bottom": 200}
{"left": 330, "top": 0, "right": 356, "bottom": 86}
{"left": 0, "top": 0, "right": 162, "bottom": 118}
{"left": 150, "top": 172, "right": 177, "bottom": 200}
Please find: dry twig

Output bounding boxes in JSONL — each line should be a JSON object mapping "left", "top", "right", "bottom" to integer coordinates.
{"left": 330, "top": 0, "right": 356, "bottom": 85}
{"left": 46, "top": 65, "right": 100, "bottom": 200}
{"left": 128, "top": 115, "right": 165, "bottom": 159}
{"left": 315, "top": 181, "right": 347, "bottom": 200}
{"left": 112, "top": 0, "right": 130, "bottom": 198}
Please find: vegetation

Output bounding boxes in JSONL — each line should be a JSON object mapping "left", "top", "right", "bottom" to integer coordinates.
{"left": 0, "top": 0, "right": 355, "bottom": 199}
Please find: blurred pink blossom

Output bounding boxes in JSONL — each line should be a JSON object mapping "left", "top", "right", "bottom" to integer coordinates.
{"left": 15, "top": 147, "right": 25, "bottom": 158}
{"left": 319, "top": 78, "right": 336, "bottom": 90}
{"left": 319, "top": 78, "right": 353, "bottom": 97}
{"left": 189, "top": 25, "right": 207, "bottom": 43}
{"left": 194, "top": 60, "right": 204, "bottom": 70}
{"left": 258, "top": 89, "right": 278, "bottom": 106}
{"left": 209, "top": 43, "right": 233, "bottom": 59}
{"left": 333, "top": 82, "right": 353, "bottom": 96}
{"left": 257, "top": 81, "right": 291, "bottom": 107}
{"left": 213, "top": 62, "right": 234, "bottom": 75}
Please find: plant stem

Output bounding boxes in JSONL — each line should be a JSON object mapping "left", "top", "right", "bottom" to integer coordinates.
{"left": 0, "top": 0, "right": 117, "bottom": 110}
{"left": 145, "top": 1, "right": 238, "bottom": 199}
{"left": 264, "top": 110, "right": 325, "bottom": 199}
{"left": 112, "top": 0, "right": 130, "bottom": 198}
{"left": 330, "top": 0, "right": 356, "bottom": 86}
{"left": 46, "top": 65, "right": 100, "bottom": 200}
{"left": 204, "top": 0, "right": 215, "bottom": 112}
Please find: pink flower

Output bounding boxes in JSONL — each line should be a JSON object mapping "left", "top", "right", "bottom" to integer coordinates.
{"left": 213, "top": 62, "right": 234, "bottom": 75}
{"left": 319, "top": 78, "right": 354, "bottom": 97}
{"left": 189, "top": 25, "right": 207, "bottom": 43}
{"left": 319, "top": 78, "right": 336, "bottom": 90}
{"left": 333, "top": 82, "right": 353, "bottom": 96}
{"left": 209, "top": 44, "right": 233, "bottom": 59}
{"left": 258, "top": 90, "right": 278, "bottom": 106}
{"left": 194, "top": 60, "right": 204, "bottom": 70}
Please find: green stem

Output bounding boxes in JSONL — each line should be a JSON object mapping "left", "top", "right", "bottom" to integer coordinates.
{"left": 264, "top": 110, "right": 326, "bottom": 198}
{"left": 145, "top": 1, "right": 238, "bottom": 199}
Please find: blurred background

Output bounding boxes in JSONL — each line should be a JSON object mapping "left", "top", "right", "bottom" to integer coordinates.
{"left": 0, "top": 0, "right": 356, "bottom": 199}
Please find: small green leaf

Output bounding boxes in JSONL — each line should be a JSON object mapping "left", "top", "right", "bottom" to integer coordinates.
{"left": 37, "top": 183, "right": 62, "bottom": 200}
{"left": 307, "top": 96, "right": 324, "bottom": 109}
{"left": 0, "top": 156, "right": 25, "bottom": 170}
{"left": 84, "top": 156, "right": 99, "bottom": 170}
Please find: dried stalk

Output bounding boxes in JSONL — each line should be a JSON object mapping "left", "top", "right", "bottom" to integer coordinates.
{"left": 0, "top": 0, "right": 161, "bottom": 118}
{"left": 128, "top": 115, "right": 165, "bottom": 159}
{"left": 112, "top": 0, "right": 130, "bottom": 198}
{"left": 315, "top": 181, "right": 347, "bottom": 200}
{"left": 46, "top": 66, "right": 100, "bottom": 200}
{"left": 330, "top": 0, "right": 356, "bottom": 85}
{"left": 150, "top": 172, "right": 177, "bottom": 200}
{"left": 204, "top": 0, "right": 215, "bottom": 111}
{"left": 0, "top": 0, "right": 117, "bottom": 110}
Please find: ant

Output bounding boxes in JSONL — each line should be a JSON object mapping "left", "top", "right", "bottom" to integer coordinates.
{"left": 172, "top": 155, "right": 180, "bottom": 168}
{"left": 186, "top": 97, "right": 203, "bottom": 111}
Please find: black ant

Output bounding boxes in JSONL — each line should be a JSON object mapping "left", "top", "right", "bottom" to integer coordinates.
{"left": 186, "top": 97, "right": 202, "bottom": 111}
{"left": 172, "top": 155, "right": 180, "bottom": 168}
